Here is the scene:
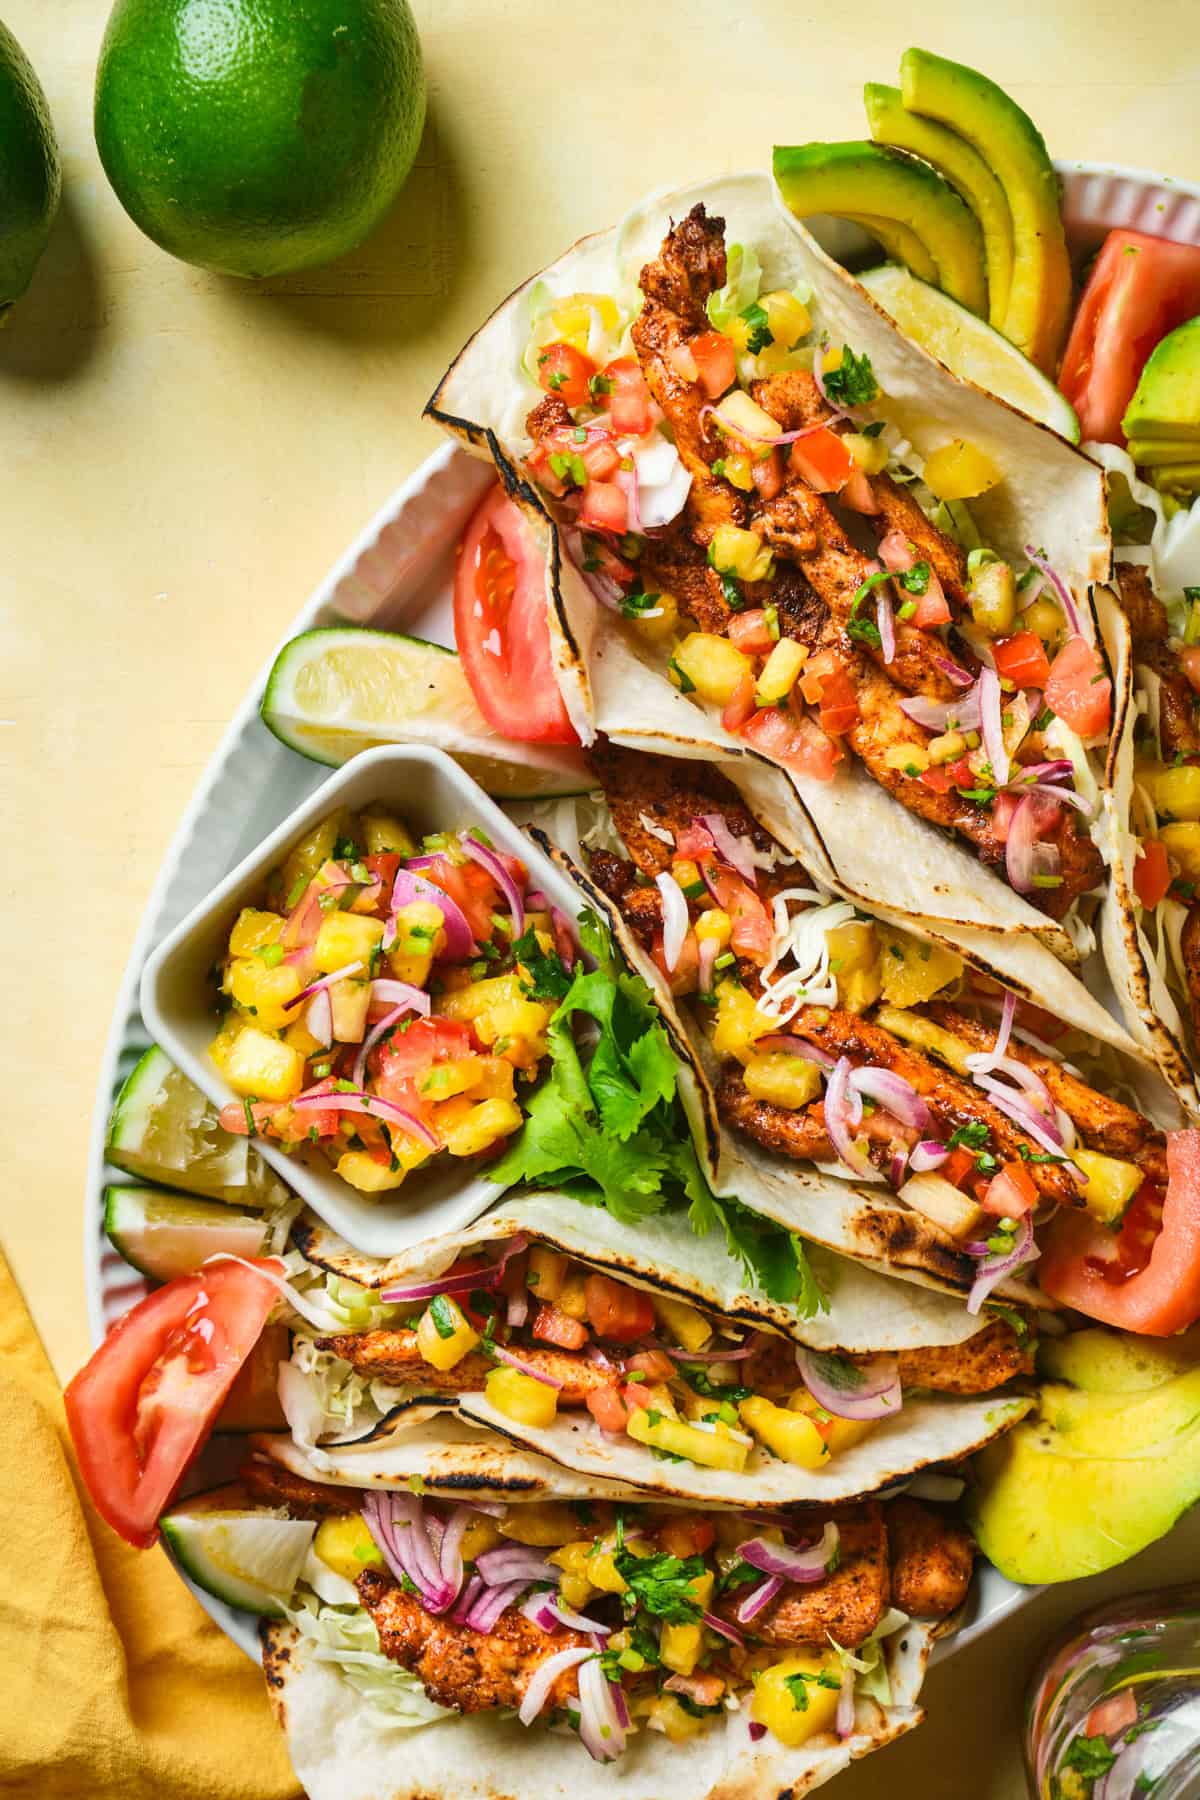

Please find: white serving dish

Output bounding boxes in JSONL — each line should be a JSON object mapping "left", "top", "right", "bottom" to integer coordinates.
{"left": 140, "top": 743, "right": 586, "bottom": 1258}
{"left": 85, "top": 161, "right": 1198, "bottom": 1670}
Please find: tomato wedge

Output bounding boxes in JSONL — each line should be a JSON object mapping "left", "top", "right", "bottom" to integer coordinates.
{"left": 536, "top": 340, "right": 597, "bottom": 408}
{"left": 584, "top": 1273, "right": 655, "bottom": 1342}
{"left": 1058, "top": 229, "right": 1200, "bottom": 445}
{"left": 993, "top": 630, "right": 1051, "bottom": 690}
{"left": 788, "top": 427, "right": 854, "bottom": 494}
{"left": 1044, "top": 635, "right": 1112, "bottom": 738}
{"left": 453, "top": 484, "right": 579, "bottom": 745}
{"left": 65, "top": 1260, "right": 283, "bottom": 1547}
{"left": 1039, "top": 1132, "right": 1200, "bottom": 1334}
{"left": 1134, "top": 838, "right": 1172, "bottom": 909}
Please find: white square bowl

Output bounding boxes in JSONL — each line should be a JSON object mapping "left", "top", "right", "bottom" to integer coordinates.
{"left": 139, "top": 742, "right": 587, "bottom": 1257}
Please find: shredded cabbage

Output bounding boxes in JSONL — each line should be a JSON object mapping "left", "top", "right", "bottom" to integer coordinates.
{"left": 284, "top": 1337, "right": 411, "bottom": 1447}
{"left": 1089, "top": 441, "right": 1200, "bottom": 611}
{"left": 286, "top": 1596, "right": 454, "bottom": 1730}
{"left": 705, "top": 242, "right": 764, "bottom": 334}
{"left": 828, "top": 1607, "right": 910, "bottom": 1707}
{"left": 758, "top": 894, "right": 854, "bottom": 1023}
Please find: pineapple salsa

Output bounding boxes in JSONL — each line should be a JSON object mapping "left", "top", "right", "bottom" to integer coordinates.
{"left": 210, "top": 804, "right": 564, "bottom": 1194}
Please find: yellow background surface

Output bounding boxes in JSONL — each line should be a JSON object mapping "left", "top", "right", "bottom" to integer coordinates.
{"left": 2, "top": 2, "right": 1198, "bottom": 1794}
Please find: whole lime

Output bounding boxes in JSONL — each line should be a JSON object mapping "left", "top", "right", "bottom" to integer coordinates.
{"left": 94, "top": 0, "right": 425, "bottom": 279}
{"left": 0, "top": 20, "right": 62, "bottom": 312}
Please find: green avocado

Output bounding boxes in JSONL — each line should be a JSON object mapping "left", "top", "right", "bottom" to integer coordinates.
{"left": 863, "top": 81, "right": 1013, "bottom": 330}
{"left": 1123, "top": 317, "right": 1200, "bottom": 444}
{"left": 1126, "top": 437, "right": 1200, "bottom": 467}
{"left": 843, "top": 211, "right": 939, "bottom": 285}
{"left": 1039, "top": 1324, "right": 1200, "bottom": 1393}
{"left": 968, "top": 1363, "right": 1200, "bottom": 1583}
{"left": 899, "top": 48, "right": 1071, "bottom": 375}
{"left": 773, "top": 141, "right": 987, "bottom": 317}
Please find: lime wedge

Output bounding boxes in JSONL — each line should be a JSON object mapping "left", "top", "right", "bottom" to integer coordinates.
{"left": 261, "top": 627, "right": 591, "bottom": 799}
{"left": 858, "top": 262, "right": 1080, "bottom": 442}
{"left": 106, "top": 1045, "right": 289, "bottom": 1210}
{"left": 104, "top": 1184, "right": 270, "bottom": 1281}
{"left": 161, "top": 1488, "right": 315, "bottom": 1615}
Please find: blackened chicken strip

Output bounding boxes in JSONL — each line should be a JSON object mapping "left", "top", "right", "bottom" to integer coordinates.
{"left": 745, "top": 1316, "right": 1031, "bottom": 1397}
{"left": 720, "top": 1505, "right": 888, "bottom": 1648}
{"left": 357, "top": 1568, "right": 591, "bottom": 1714}
{"left": 313, "top": 1329, "right": 613, "bottom": 1406}
{"left": 638, "top": 523, "right": 736, "bottom": 634}
{"left": 886, "top": 1498, "right": 975, "bottom": 1619}
{"left": 1119, "top": 562, "right": 1200, "bottom": 757}
{"left": 239, "top": 1459, "right": 356, "bottom": 1520}
{"left": 924, "top": 1002, "right": 1167, "bottom": 1177}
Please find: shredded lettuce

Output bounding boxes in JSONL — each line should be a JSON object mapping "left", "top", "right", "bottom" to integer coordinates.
{"left": 286, "top": 1596, "right": 454, "bottom": 1730}
{"left": 706, "top": 243, "right": 764, "bottom": 334}
{"left": 828, "top": 1607, "right": 910, "bottom": 1707}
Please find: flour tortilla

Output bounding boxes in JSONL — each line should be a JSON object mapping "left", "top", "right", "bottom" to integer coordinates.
{"left": 427, "top": 168, "right": 1113, "bottom": 952}
{"left": 260, "top": 1611, "right": 941, "bottom": 1800}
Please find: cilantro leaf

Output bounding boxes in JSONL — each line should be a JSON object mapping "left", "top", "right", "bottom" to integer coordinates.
{"left": 740, "top": 300, "right": 772, "bottom": 353}
{"left": 614, "top": 1550, "right": 704, "bottom": 1623}
{"left": 1063, "top": 1737, "right": 1117, "bottom": 1780}
{"left": 511, "top": 926, "right": 571, "bottom": 1001}
{"left": 823, "top": 346, "right": 878, "bottom": 407}
{"left": 784, "top": 1669, "right": 841, "bottom": 1711}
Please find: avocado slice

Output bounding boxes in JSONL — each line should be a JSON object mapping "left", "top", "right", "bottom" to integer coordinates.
{"left": 773, "top": 140, "right": 987, "bottom": 318}
{"left": 1126, "top": 437, "right": 1200, "bottom": 467}
{"left": 1123, "top": 317, "right": 1200, "bottom": 443}
{"left": 863, "top": 82, "right": 1013, "bottom": 330}
{"left": 843, "top": 211, "right": 939, "bottom": 284}
{"left": 967, "top": 1366, "right": 1200, "bottom": 1583}
{"left": 1039, "top": 1324, "right": 1200, "bottom": 1393}
{"left": 899, "top": 49, "right": 1071, "bottom": 374}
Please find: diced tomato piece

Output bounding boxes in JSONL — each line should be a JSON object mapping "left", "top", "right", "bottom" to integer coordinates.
{"left": 689, "top": 329, "right": 737, "bottom": 399}
{"left": 531, "top": 1304, "right": 590, "bottom": 1351}
{"left": 1058, "top": 229, "right": 1200, "bottom": 445}
{"left": 728, "top": 609, "right": 775, "bottom": 655}
{"left": 656, "top": 1514, "right": 717, "bottom": 1558}
{"left": 586, "top": 1385, "right": 630, "bottom": 1433}
{"left": 1086, "top": 1691, "right": 1138, "bottom": 1741}
{"left": 454, "top": 484, "right": 580, "bottom": 744}
{"left": 742, "top": 705, "right": 841, "bottom": 781}
{"left": 788, "top": 426, "right": 855, "bottom": 494}
{"left": 581, "top": 436, "right": 621, "bottom": 481}
{"left": 667, "top": 341, "right": 699, "bottom": 383}
{"left": 1134, "top": 838, "right": 1172, "bottom": 909}
{"left": 584, "top": 1273, "right": 655, "bottom": 1342}
{"left": 623, "top": 1382, "right": 658, "bottom": 1412}
{"left": 919, "top": 765, "right": 954, "bottom": 794}
{"left": 376, "top": 1018, "right": 473, "bottom": 1095}
{"left": 651, "top": 927, "right": 700, "bottom": 996}
{"left": 722, "top": 669, "right": 757, "bottom": 732}
{"left": 816, "top": 667, "right": 859, "bottom": 736}
{"left": 1181, "top": 647, "right": 1200, "bottom": 696}
{"left": 579, "top": 480, "right": 628, "bottom": 534}
{"left": 799, "top": 647, "right": 839, "bottom": 705}
{"left": 1044, "top": 635, "right": 1112, "bottom": 738}
{"left": 993, "top": 630, "right": 1052, "bottom": 689}
{"left": 625, "top": 1349, "right": 677, "bottom": 1381}
{"left": 598, "top": 356, "right": 653, "bottom": 435}
{"left": 751, "top": 448, "right": 784, "bottom": 500}
{"left": 674, "top": 823, "right": 716, "bottom": 861}
{"left": 418, "top": 854, "right": 495, "bottom": 942}
{"left": 942, "top": 1146, "right": 977, "bottom": 1191}
{"left": 912, "top": 583, "right": 952, "bottom": 629}
{"left": 525, "top": 439, "right": 567, "bottom": 497}
{"left": 981, "top": 1160, "right": 1039, "bottom": 1218}
{"left": 841, "top": 467, "right": 880, "bottom": 514}
{"left": 699, "top": 858, "right": 772, "bottom": 961}
{"left": 1040, "top": 1134, "right": 1200, "bottom": 1334}
{"left": 948, "top": 755, "right": 977, "bottom": 789}
{"left": 536, "top": 340, "right": 598, "bottom": 408}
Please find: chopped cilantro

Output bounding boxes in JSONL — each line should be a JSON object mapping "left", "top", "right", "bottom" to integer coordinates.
{"left": 254, "top": 941, "right": 285, "bottom": 967}
{"left": 948, "top": 1122, "right": 990, "bottom": 1151}
{"left": 847, "top": 613, "right": 883, "bottom": 649}
{"left": 668, "top": 657, "right": 696, "bottom": 693}
{"left": 894, "top": 560, "right": 931, "bottom": 596}
{"left": 621, "top": 586, "right": 662, "bottom": 619}
{"left": 511, "top": 925, "right": 571, "bottom": 1000}
{"left": 614, "top": 1549, "right": 704, "bottom": 1623}
{"left": 823, "top": 346, "right": 878, "bottom": 407}
{"left": 851, "top": 568, "right": 893, "bottom": 614}
{"left": 548, "top": 450, "right": 587, "bottom": 487}
{"left": 588, "top": 373, "right": 613, "bottom": 400}
{"left": 428, "top": 1295, "right": 458, "bottom": 1340}
{"left": 719, "top": 571, "right": 744, "bottom": 612}
{"left": 862, "top": 420, "right": 885, "bottom": 438}
{"left": 784, "top": 1669, "right": 841, "bottom": 1711}
{"left": 1062, "top": 1737, "right": 1117, "bottom": 1780}
{"left": 739, "top": 300, "right": 772, "bottom": 354}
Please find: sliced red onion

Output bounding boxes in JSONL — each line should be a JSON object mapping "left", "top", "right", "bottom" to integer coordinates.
{"left": 437, "top": 1505, "right": 474, "bottom": 1604}
{"left": 615, "top": 466, "right": 642, "bottom": 534}
{"left": 521, "top": 1591, "right": 611, "bottom": 1635}
{"left": 656, "top": 870, "right": 690, "bottom": 972}
{"left": 698, "top": 935, "right": 719, "bottom": 996}
{"left": 960, "top": 989, "right": 1015, "bottom": 1079}
{"left": 450, "top": 1573, "right": 484, "bottom": 1623}
{"left": 362, "top": 1492, "right": 460, "bottom": 1613}
{"left": 1005, "top": 793, "right": 1059, "bottom": 895}
{"left": 291, "top": 1086, "right": 439, "bottom": 1149}
{"left": 460, "top": 833, "right": 525, "bottom": 936}
{"left": 702, "top": 1609, "right": 744, "bottom": 1646}
{"left": 549, "top": 907, "right": 578, "bottom": 971}
{"left": 966, "top": 1209, "right": 1041, "bottom": 1315}
{"left": 972, "top": 1074, "right": 1084, "bottom": 1177}
{"left": 978, "top": 667, "right": 1009, "bottom": 787}
{"left": 740, "top": 1522, "right": 840, "bottom": 1583}
{"left": 899, "top": 688, "right": 981, "bottom": 733}
{"left": 387, "top": 867, "right": 475, "bottom": 958}
{"left": 909, "top": 1139, "right": 950, "bottom": 1172}
{"left": 281, "top": 882, "right": 324, "bottom": 949}
{"left": 699, "top": 812, "right": 759, "bottom": 886}
{"left": 305, "top": 986, "right": 333, "bottom": 1049}
{"left": 797, "top": 1349, "right": 902, "bottom": 1420}
{"left": 518, "top": 1647, "right": 596, "bottom": 1727}
{"left": 1018, "top": 571, "right": 1047, "bottom": 611}
{"left": 701, "top": 399, "right": 837, "bottom": 447}
{"left": 577, "top": 1651, "right": 627, "bottom": 1762}
{"left": 668, "top": 1334, "right": 759, "bottom": 1364}
{"left": 877, "top": 590, "right": 896, "bottom": 665}
{"left": 836, "top": 1665, "right": 857, "bottom": 1739}
{"left": 748, "top": 1721, "right": 768, "bottom": 1743}
{"left": 370, "top": 979, "right": 432, "bottom": 1013}
{"left": 823, "top": 1057, "right": 884, "bottom": 1183}
{"left": 974, "top": 1053, "right": 1054, "bottom": 1118}
{"left": 1013, "top": 781, "right": 1094, "bottom": 816}
{"left": 936, "top": 655, "right": 975, "bottom": 688}
{"left": 1024, "top": 545, "right": 1087, "bottom": 640}
{"left": 755, "top": 1033, "right": 838, "bottom": 1069}
{"left": 466, "top": 1577, "right": 538, "bottom": 1634}
{"left": 352, "top": 989, "right": 431, "bottom": 1089}
{"left": 490, "top": 1343, "right": 563, "bottom": 1389}
{"left": 507, "top": 1290, "right": 529, "bottom": 1329}
{"left": 284, "top": 960, "right": 364, "bottom": 1011}
{"left": 889, "top": 1147, "right": 909, "bottom": 1189}
{"left": 1009, "top": 758, "right": 1074, "bottom": 785}
{"left": 847, "top": 1065, "right": 932, "bottom": 1132}
{"left": 379, "top": 1265, "right": 500, "bottom": 1304}
{"left": 736, "top": 1573, "right": 784, "bottom": 1624}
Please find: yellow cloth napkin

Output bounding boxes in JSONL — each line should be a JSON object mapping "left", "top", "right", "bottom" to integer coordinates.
{"left": 0, "top": 1249, "right": 302, "bottom": 1799}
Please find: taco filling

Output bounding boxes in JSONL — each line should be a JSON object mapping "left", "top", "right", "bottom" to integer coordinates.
{"left": 520, "top": 205, "right": 1111, "bottom": 927}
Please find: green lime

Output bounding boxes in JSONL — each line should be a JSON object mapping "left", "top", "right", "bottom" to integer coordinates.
{"left": 858, "top": 261, "right": 1080, "bottom": 442}
{"left": 94, "top": 0, "right": 425, "bottom": 279}
{"left": 0, "top": 20, "right": 61, "bottom": 312}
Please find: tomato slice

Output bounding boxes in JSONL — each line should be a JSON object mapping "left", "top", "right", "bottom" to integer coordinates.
{"left": 1044, "top": 635, "right": 1112, "bottom": 738}
{"left": 993, "top": 630, "right": 1051, "bottom": 689}
{"left": 584, "top": 1273, "right": 655, "bottom": 1342}
{"left": 1039, "top": 1133, "right": 1200, "bottom": 1334}
{"left": 1134, "top": 838, "right": 1172, "bottom": 909}
{"left": 982, "top": 1161, "right": 1038, "bottom": 1218}
{"left": 531, "top": 1304, "right": 590, "bottom": 1351}
{"left": 536, "top": 340, "right": 597, "bottom": 408}
{"left": 1058, "top": 229, "right": 1200, "bottom": 445}
{"left": 788, "top": 427, "right": 854, "bottom": 494}
{"left": 453, "top": 484, "right": 579, "bottom": 746}
{"left": 65, "top": 1261, "right": 282, "bottom": 1547}
{"left": 689, "top": 330, "right": 737, "bottom": 399}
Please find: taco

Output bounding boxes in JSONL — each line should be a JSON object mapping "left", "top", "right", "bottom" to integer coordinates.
{"left": 259, "top": 1195, "right": 1032, "bottom": 1508}
{"left": 427, "top": 170, "right": 1122, "bottom": 967}
{"left": 234, "top": 1462, "right": 972, "bottom": 1793}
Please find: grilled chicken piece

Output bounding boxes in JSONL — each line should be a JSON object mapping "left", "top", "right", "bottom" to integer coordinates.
{"left": 717, "top": 1065, "right": 883, "bottom": 1168}
{"left": 1181, "top": 906, "right": 1200, "bottom": 1054}
{"left": 924, "top": 1002, "right": 1166, "bottom": 1177}
{"left": 526, "top": 393, "right": 574, "bottom": 443}
{"left": 1118, "top": 563, "right": 1200, "bottom": 757}
{"left": 633, "top": 206, "right": 745, "bottom": 546}
{"left": 897, "top": 1319, "right": 1033, "bottom": 1394}
{"left": 239, "top": 1459, "right": 354, "bottom": 1521}
{"left": 313, "top": 1330, "right": 612, "bottom": 1406}
{"left": 723, "top": 1505, "right": 889, "bottom": 1649}
{"left": 638, "top": 522, "right": 737, "bottom": 633}
{"left": 358, "top": 1568, "right": 591, "bottom": 1714}
{"left": 886, "top": 1498, "right": 975, "bottom": 1620}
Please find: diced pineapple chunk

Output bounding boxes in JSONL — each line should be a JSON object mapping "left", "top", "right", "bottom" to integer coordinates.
{"left": 1160, "top": 822, "right": 1200, "bottom": 881}
{"left": 485, "top": 1366, "right": 558, "bottom": 1428}
{"left": 826, "top": 920, "right": 881, "bottom": 1014}
{"left": 710, "top": 980, "right": 774, "bottom": 1063}
{"left": 361, "top": 811, "right": 417, "bottom": 856}
{"left": 842, "top": 430, "right": 888, "bottom": 474}
{"left": 387, "top": 900, "right": 445, "bottom": 986}
{"left": 646, "top": 1694, "right": 710, "bottom": 1742}
{"left": 229, "top": 908, "right": 285, "bottom": 956}
{"left": 756, "top": 638, "right": 808, "bottom": 706}
{"left": 899, "top": 1171, "right": 984, "bottom": 1240}
{"left": 739, "top": 1395, "right": 829, "bottom": 1468}
{"left": 660, "top": 1571, "right": 716, "bottom": 1674}
{"left": 671, "top": 632, "right": 754, "bottom": 705}
{"left": 437, "top": 971, "right": 526, "bottom": 1021}
{"left": 314, "top": 1514, "right": 384, "bottom": 1581}
{"left": 417, "top": 1055, "right": 485, "bottom": 1103}
{"left": 651, "top": 1293, "right": 712, "bottom": 1352}
{"left": 280, "top": 815, "right": 343, "bottom": 899}
{"left": 416, "top": 1296, "right": 481, "bottom": 1370}
{"left": 334, "top": 1150, "right": 408, "bottom": 1193}
{"left": 284, "top": 1017, "right": 325, "bottom": 1057}
{"left": 874, "top": 1004, "right": 972, "bottom": 1074}
{"left": 459, "top": 1515, "right": 503, "bottom": 1563}
{"left": 877, "top": 928, "right": 962, "bottom": 1007}
{"left": 630, "top": 591, "right": 680, "bottom": 646}
{"left": 473, "top": 999, "right": 554, "bottom": 1065}
{"left": 498, "top": 1503, "right": 583, "bottom": 1547}
{"left": 922, "top": 440, "right": 1001, "bottom": 502}
{"left": 1137, "top": 762, "right": 1200, "bottom": 821}
{"left": 313, "top": 911, "right": 385, "bottom": 975}
{"left": 1074, "top": 1148, "right": 1142, "bottom": 1225}
{"left": 435, "top": 1097, "right": 523, "bottom": 1157}
{"left": 762, "top": 289, "right": 811, "bottom": 348}
{"left": 557, "top": 1271, "right": 589, "bottom": 1319}
{"left": 788, "top": 1387, "right": 875, "bottom": 1455}
{"left": 221, "top": 1026, "right": 306, "bottom": 1102}
{"left": 627, "top": 1410, "right": 750, "bottom": 1471}
{"left": 742, "top": 1051, "right": 822, "bottom": 1110}
{"left": 707, "top": 519, "right": 775, "bottom": 582}
{"left": 529, "top": 1246, "right": 567, "bottom": 1303}
{"left": 694, "top": 908, "right": 732, "bottom": 948}
{"left": 228, "top": 956, "right": 303, "bottom": 1029}
{"left": 473, "top": 1057, "right": 516, "bottom": 1101}
{"left": 329, "top": 977, "right": 371, "bottom": 1043}
{"left": 751, "top": 1653, "right": 842, "bottom": 1746}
